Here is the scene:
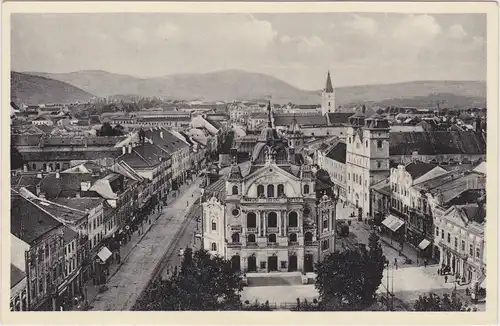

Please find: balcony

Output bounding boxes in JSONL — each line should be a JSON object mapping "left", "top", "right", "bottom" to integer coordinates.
{"left": 287, "top": 227, "right": 300, "bottom": 233}
{"left": 230, "top": 225, "right": 242, "bottom": 232}
{"left": 288, "top": 241, "right": 300, "bottom": 247}
{"left": 267, "top": 227, "right": 279, "bottom": 233}
{"left": 241, "top": 196, "right": 287, "bottom": 204}
{"left": 247, "top": 227, "right": 258, "bottom": 233}
{"left": 246, "top": 242, "right": 258, "bottom": 248}
{"left": 305, "top": 240, "right": 319, "bottom": 247}
{"left": 267, "top": 242, "right": 279, "bottom": 248}
{"left": 227, "top": 242, "right": 242, "bottom": 248}
{"left": 304, "top": 225, "right": 316, "bottom": 231}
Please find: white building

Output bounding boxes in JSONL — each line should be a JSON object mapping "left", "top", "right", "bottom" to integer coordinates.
{"left": 321, "top": 71, "right": 336, "bottom": 115}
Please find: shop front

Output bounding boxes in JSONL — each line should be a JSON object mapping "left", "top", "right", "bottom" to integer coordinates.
{"left": 381, "top": 214, "right": 405, "bottom": 244}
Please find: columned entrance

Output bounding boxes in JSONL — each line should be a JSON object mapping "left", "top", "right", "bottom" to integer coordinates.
{"left": 304, "top": 254, "right": 314, "bottom": 273}
{"left": 288, "top": 255, "right": 298, "bottom": 272}
{"left": 268, "top": 256, "right": 278, "bottom": 272}
{"left": 231, "top": 255, "right": 241, "bottom": 272}
{"left": 248, "top": 255, "right": 257, "bottom": 272}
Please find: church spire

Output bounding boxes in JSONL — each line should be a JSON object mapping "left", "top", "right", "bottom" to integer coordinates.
{"left": 325, "top": 71, "right": 334, "bottom": 93}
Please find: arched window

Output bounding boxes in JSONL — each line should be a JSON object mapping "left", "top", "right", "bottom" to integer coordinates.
{"left": 42, "top": 163, "right": 47, "bottom": 171}
{"left": 288, "top": 211, "right": 298, "bottom": 227}
{"left": 55, "top": 163, "right": 61, "bottom": 170}
{"left": 289, "top": 233, "right": 297, "bottom": 242}
{"left": 268, "top": 234, "right": 277, "bottom": 243}
{"left": 277, "top": 184, "right": 285, "bottom": 197}
{"left": 247, "top": 212, "right": 257, "bottom": 228}
{"left": 268, "top": 212, "right": 278, "bottom": 228}
{"left": 232, "top": 233, "right": 240, "bottom": 243}
{"left": 322, "top": 240, "right": 329, "bottom": 251}
{"left": 32, "top": 163, "right": 36, "bottom": 170}
{"left": 304, "top": 185, "right": 310, "bottom": 194}
{"left": 211, "top": 221, "right": 217, "bottom": 231}
{"left": 211, "top": 243, "right": 217, "bottom": 251}
{"left": 48, "top": 163, "right": 54, "bottom": 171}
{"left": 232, "top": 185, "right": 238, "bottom": 195}
{"left": 304, "top": 232, "right": 313, "bottom": 242}
{"left": 257, "top": 185, "right": 265, "bottom": 197}
{"left": 267, "top": 184, "right": 275, "bottom": 197}
{"left": 248, "top": 234, "right": 256, "bottom": 243}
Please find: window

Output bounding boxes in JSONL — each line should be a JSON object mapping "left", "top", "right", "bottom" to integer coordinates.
{"left": 268, "top": 212, "right": 278, "bottom": 228}
{"left": 323, "top": 219, "right": 328, "bottom": 230}
{"left": 260, "top": 261, "right": 266, "bottom": 269}
{"left": 365, "top": 140, "right": 368, "bottom": 147}
{"left": 268, "top": 234, "right": 277, "bottom": 243}
{"left": 211, "top": 243, "right": 217, "bottom": 251}
{"left": 289, "top": 233, "right": 297, "bottom": 242}
{"left": 348, "top": 173, "right": 350, "bottom": 181}
{"left": 476, "top": 248, "right": 480, "bottom": 259}
{"left": 348, "top": 137, "right": 351, "bottom": 144}
{"left": 454, "top": 237, "right": 458, "bottom": 249}
{"left": 248, "top": 234, "right": 256, "bottom": 243}
{"left": 288, "top": 212, "right": 298, "bottom": 227}
{"left": 232, "top": 186, "right": 238, "bottom": 195}
{"left": 303, "top": 185, "right": 310, "bottom": 194}
{"left": 377, "top": 161, "right": 381, "bottom": 168}
{"left": 461, "top": 240, "right": 465, "bottom": 251}
{"left": 435, "top": 227, "right": 439, "bottom": 237}
{"left": 267, "top": 184, "right": 275, "bottom": 197}
{"left": 447, "top": 233, "right": 450, "bottom": 243}
{"left": 377, "top": 140, "right": 383, "bottom": 148}
{"left": 322, "top": 240, "right": 329, "bottom": 251}
{"left": 257, "top": 185, "right": 265, "bottom": 197}
{"left": 469, "top": 244, "right": 473, "bottom": 256}
{"left": 247, "top": 212, "right": 257, "bottom": 228}
{"left": 232, "top": 233, "right": 240, "bottom": 243}
{"left": 211, "top": 221, "right": 217, "bottom": 231}
{"left": 281, "top": 261, "right": 287, "bottom": 269}
{"left": 277, "top": 184, "right": 285, "bottom": 197}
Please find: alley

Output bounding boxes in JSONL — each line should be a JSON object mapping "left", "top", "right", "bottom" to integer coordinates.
{"left": 89, "top": 177, "right": 203, "bottom": 311}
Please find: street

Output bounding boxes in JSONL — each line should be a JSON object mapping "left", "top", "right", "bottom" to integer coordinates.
{"left": 89, "top": 177, "right": 203, "bottom": 311}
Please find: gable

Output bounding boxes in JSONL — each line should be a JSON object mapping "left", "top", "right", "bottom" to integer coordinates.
{"left": 444, "top": 206, "right": 468, "bottom": 228}
{"left": 243, "top": 164, "right": 300, "bottom": 197}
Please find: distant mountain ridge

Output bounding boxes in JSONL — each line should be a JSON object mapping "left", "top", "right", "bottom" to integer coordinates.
{"left": 23, "top": 69, "right": 486, "bottom": 106}
{"left": 11, "top": 72, "right": 95, "bottom": 106}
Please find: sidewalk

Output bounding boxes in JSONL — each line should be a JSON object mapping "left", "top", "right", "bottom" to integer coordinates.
{"left": 74, "top": 178, "right": 197, "bottom": 310}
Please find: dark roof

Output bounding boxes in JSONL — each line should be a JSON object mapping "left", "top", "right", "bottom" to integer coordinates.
{"left": 274, "top": 114, "right": 328, "bottom": 127}
{"left": 325, "top": 71, "right": 334, "bottom": 93}
{"left": 446, "top": 189, "right": 486, "bottom": 206}
{"left": 89, "top": 115, "right": 101, "bottom": 125}
{"left": 325, "top": 142, "right": 347, "bottom": 163}
{"left": 20, "top": 149, "right": 122, "bottom": 162}
{"left": 205, "top": 117, "right": 223, "bottom": 130}
{"left": 327, "top": 112, "right": 355, "bottom": 125}
{"left": 404, "top": 162, "right": 438, "bottom": 179}
{"left": 144, "top": 128, "right": 189, "bottom": 154}
{"left": 62, "top": 226, "right": 78, "bottom": 244}
{"left": 118, "top": 143, "right": 166, "bottom": 168}
{"left": 458, "top": 204, "right": 486, "bottom": 224}
{"left": 52, "top": 197, "right": 104, "bottom": 212}
{"left": 11, "top": 264, "right": 26, "bottom": 288}
{"left": 11, "top": 194, "right": 62, "bottom": 244}
{"left": 203, "top": 177, "right": 226, "bottom": 202}
{"left": 389, "top": 131, "right": 486, "bottom": 156}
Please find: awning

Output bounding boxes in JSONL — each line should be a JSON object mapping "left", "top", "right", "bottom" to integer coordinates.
{"left": 418, "top": 239, "right": 431, "bottom": 250}
{"left": 381, "top": 215, "right": 405, "bottom": 232}
{"left": 97, "top": 246, "right": 112, "bottom": 263}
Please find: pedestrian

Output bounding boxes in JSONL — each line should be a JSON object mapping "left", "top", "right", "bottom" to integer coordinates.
{"left": 444, "top": 275, "right": 448, "bottom": 283}
{"left": 394, "top": 258, "right": 398, "bottom": 270}
{"left": 424, "top": 259, "right": 428, "bottom": 267}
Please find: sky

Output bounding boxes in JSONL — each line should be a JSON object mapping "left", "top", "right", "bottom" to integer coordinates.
{"left": 11, "top": 13, "right": 486, "bottom": 90}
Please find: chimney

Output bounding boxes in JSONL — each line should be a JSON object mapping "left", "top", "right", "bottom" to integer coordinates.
{"left": 23, "top": 164, "right": 28, "bottom": 172}
{"left": 128, "top": 143, "right": 132, "bottom": 154}
{"left": 122, "top": 146, "right": 126, "bottom": 155}
{"left": 36, "top": 172, "right": 42, "bottom": 179}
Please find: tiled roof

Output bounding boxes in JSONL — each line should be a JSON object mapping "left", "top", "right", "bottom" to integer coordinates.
{"left": 446, "top": 189, "right": 486, "bottom": 206}
{"left": 371, "top": 178, "right": 391, "bottom": 196}
{"left": 389, "top": 131, "right": 486, "bottom": 156}
{"left": 458, "top": 204, "right": 486, "bottom": 224}
{"left": 89, "top": 115, "right": 101, "bottom": 125}
{"left": 39, "top": 172, "right": 95, "bottom": 198}
{"left": 144, "top": 128, "right": 189, "bottom": 154}
{"left": 404, "top": 162, "right": 438, "bottom": 180}
{"left": 205, "top": 117, "right": 223, "bottom": 130}
{"left": 20, "top": 149, "right": 122, "bottom": 162}
{"left": 325, "top": 141, "right": 347, "bottom": 163}
{"left": 43, "top": 136, "right": 125, "bottom": 147}
{"left": 62, "top": 226, "right": 78, "bottom": 244}
{"left": 11, "top": 193, "right": 63, "bottom": 244}
{"left": 11, "top": 264, "right": 26, "bottom": 288}
{"left": 118, "top": 143, "right": 166, "bottom": 168}
{"left": 415, "top": 172, "right": 485, "bottom": 203}
{"left": 327, "top": 112, "right": 355, "bottom": 125}
{"left": 274, "top": 114, "right": 328, "bottom": 127}
{"left": 203, "top": 177, "right": 226, "bottom": 202}
{"left": 52, "top": 197, "right": 104, "bottom": 212}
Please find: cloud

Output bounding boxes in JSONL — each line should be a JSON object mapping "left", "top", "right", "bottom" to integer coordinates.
{"left": 155, "top": 22, "right": 180, "bottom": 40}
{"left": 448, "top": 24, "right": 467, "bottom": 40}
{"left": 343, "top": 14, "right": 378, "bottom": 36}
{"left": 297, "top": 35, "right": 325, "bottom": 53}
{"left": 392, "top": 14, "right": 442, "bottom": 46}
{"left": 123, "top": 27, "right": 147, "bottom": 46}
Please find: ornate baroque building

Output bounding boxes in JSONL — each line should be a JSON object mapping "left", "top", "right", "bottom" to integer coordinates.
{"left": 202, "top": 103, "right": 337, "bottom": 273}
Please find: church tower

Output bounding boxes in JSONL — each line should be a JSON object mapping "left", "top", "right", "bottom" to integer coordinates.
{"left": 321, "top": 71, "right": 335, "bottom": 116}
{"left": 345, "top": 106, "right": 390, "bottom": 218}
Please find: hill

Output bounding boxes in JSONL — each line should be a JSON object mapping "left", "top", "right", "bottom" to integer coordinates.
{"left": 11, "top": 72, "right": 95, "bottom": 105}
{"left": 357, "top": 92, "right": 486, "bottom": 109}
{"left": 26, "top": 70, "right": 486, "bottom": 106}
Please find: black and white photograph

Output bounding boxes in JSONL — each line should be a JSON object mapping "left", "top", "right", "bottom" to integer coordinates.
{"left": 4, "top": 1, "right": 497, "bottom": 321}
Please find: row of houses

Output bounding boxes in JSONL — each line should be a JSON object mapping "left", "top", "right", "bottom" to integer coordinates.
{"left": 10, "top": 126, "right": 211, "bottom": 311}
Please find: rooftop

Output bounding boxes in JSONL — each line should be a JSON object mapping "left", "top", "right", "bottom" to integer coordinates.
{"left": 11, "top": 264, "right": 26, "bottom": 288}
{"left": 325, "top": 141, "right": 347, "bottom": 164}
{"left": 29, "top": 197, "right": 88, "bottom": 223}
{"left": 404, "top": 162, "right": 438, "bottom": 180}
{"left": 52, "top": 197, "right": 104, "bottom": 212}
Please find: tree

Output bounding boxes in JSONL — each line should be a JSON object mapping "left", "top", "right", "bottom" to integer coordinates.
{"left": 363, "top": 232, "right": 386, "bottom": 302}
{"left": 11, "top": 146, "right": 25, "bottom": 170}
{"left": 414, "top": 291, "right": 464, "bottom": 311}
{"left": 98, "top": 122, "right": 124, "bottom": 136}
{"left": 315, "top": 232, "right": 386, "bottom": 310}
{"left": 135, "top": 248, "right": 243, "bottom": 311}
